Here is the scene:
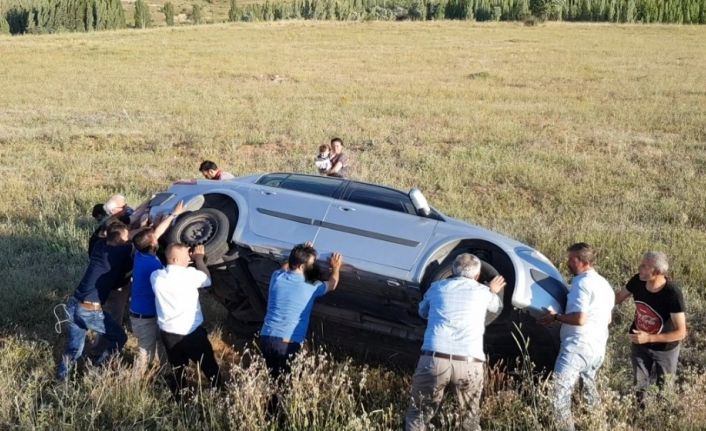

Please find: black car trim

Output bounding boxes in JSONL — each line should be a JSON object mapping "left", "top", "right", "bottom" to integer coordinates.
{"left": 319, "top": 220, "right": 420, "bottom": 247}
{"left": 257, "top": 208, "right": 321, "bottom": 226}
{"left": 256, "top": 208, "right": 420, "bottom": 247}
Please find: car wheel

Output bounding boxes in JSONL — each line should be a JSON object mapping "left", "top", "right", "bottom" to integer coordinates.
{"left": 165, "top": 208, "right": 230, "bottom": 261}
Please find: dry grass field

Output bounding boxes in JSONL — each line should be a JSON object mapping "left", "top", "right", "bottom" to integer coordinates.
{"left": 1, "top": 21, "right": 706, "bottom": 429}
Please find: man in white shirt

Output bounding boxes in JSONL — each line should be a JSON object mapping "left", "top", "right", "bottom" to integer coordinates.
{"left": 538, "top": 243, "right": 615, "bottom": 431}
{"left": 151, "top": 243, "right": 220, "bottom": 395}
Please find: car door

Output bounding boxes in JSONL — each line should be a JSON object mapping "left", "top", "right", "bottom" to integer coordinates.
{"left": 246, "top": 174, "right": 344, "bottom": 257}
{"left": 312, "top": 182, "right": 436, "bottom": 339}
{"left": 314, "top": 182, "right": 438, "bottom": 273}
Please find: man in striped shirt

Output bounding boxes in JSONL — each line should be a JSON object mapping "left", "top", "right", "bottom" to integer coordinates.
{"left": 405, "top": 253, "right": 506, "bottom": 431}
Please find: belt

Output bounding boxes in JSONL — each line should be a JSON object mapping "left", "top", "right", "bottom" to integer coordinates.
{"left": 79, "top": 302, "right": 102, "bottom": 311}
{"left": 130, "top": 311, "right": 156, "bottom": 319}
{"left": 421, "top": 350, "right": 480, "bottom": 362}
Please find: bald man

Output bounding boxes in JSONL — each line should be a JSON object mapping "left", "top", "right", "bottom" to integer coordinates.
{"left": 151, "top": 244, "right": 220, "bottom": 395}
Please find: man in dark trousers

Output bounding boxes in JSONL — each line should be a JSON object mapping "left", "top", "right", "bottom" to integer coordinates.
{"left": 259, "top": 243, "right": 342, "bottom": 378}
{"left": 151, "top": 243, "right": 220, "bottom": 395}
{"left": 615, "top": 251, "right": 687, "bottom": 405}
{"left": 56, "top": 223, "right": 132, "bottom": 381}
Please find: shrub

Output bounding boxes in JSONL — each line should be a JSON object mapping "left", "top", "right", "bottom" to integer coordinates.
{"left": 0, "top": 14, "right": 10, "bottom": 34}
{"left": 228, "top": 0, "right": 238, "bottom": 21}
{"left": 191, "top": 3, "right": 202, "bottom": 23}
{"left": 163, "top": 1, "right": 175, "bottom": 25}
{"left": 134, "top": 0, "right": 152, "bottom": 28}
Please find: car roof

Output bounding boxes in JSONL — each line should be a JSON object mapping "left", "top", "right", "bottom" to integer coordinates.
{"left": 261, "top": 172, "right": 409, "bottom": 195}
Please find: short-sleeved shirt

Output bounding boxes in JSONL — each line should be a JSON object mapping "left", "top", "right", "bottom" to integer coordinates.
{"left": 419, "top": 276, "right": 503, "bottom": 361}
{"left": 151, "top": 265, "right": 212, "bottom": 335}
{"left": 625, "top": 274, "right": 685, "bottom": 351}
{"left": 214, "top": 170, "right": 235, "bottom": 180}
{"left": 560, "top": 269, "right": 615, "bottom": 356}
{"left": 328, "top": 153, "right": 351, "bottom": 178}
{"left": 260, "top": 269, "right": 328, "bottom": 343}
{"left": 130, "top": 251, "right": 163, "bottom": 316}
{"left": 73, "top": 240, "right": 133, "bottom": 304}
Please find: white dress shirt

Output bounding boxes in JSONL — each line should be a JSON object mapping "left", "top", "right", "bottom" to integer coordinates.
{"left": 151, "top": 264, "right": 212, "bottom": 335}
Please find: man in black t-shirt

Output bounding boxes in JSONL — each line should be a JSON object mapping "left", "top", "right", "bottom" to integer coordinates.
{"left": 615, "top": 251, "right": 687, "bottom": 404}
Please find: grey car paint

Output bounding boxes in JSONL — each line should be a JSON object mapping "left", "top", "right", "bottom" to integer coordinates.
{"left": 148, "top": 173, "right": 569, "bottom": 317}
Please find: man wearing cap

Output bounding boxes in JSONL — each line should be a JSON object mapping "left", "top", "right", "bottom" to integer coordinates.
{"left": 405, "top": 253, "right": 506, "bottom": 431}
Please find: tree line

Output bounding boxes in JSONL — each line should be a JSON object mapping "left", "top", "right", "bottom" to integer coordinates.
{"left": 2, "top": 0, "right": 705, "bottom": 35}
{"left": 1, "top": 0, "right": 124, "bottom": 34}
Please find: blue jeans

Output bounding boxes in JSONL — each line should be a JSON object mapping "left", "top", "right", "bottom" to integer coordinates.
{"left": 56, "top": 298, "right": 127, "bottom": 381}
{"left": 552, "top": 342, "right": 604, "bottom": 431}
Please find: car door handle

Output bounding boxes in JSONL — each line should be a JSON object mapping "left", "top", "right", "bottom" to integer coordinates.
{"left": 338, "top": 206, "right": 356, "bottom": 212}
{"left": 260, "top": 190, "right": 277, "bottom": 196}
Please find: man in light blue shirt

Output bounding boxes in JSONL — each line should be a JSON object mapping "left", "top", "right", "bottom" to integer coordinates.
{"left": 406, "top": 253, "right": 506, "bottom": 431}
{"left": 538, "top": 243, "right": 615, "bottom": 431}
{"left": 259, "top": 242, "right": 343, "bottom": 378}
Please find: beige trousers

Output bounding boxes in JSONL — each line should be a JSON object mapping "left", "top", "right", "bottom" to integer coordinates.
{"left": 405, "top": 355, "right": 484, "bottom": 431}
{"left": 129, "top": 315, "right": 163, "bottom": 374}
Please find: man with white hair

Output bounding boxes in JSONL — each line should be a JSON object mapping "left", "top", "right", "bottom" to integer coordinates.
{"left": 405, "top": 253, "right": 506, "bottom": 431}
{"left": 615, "top": 251, "right": 686, "bottom": 405}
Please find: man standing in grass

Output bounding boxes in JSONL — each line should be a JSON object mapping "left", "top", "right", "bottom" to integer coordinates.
{"left": 199, "top": 160, "right": 235, "bottom": 180}
{"left": 538, "top": 243, "right": 615, "bottom": 431}
{"left": 259, "top": 243, "right": 343, "bottom": 378}
{"left": 56, "top": 223, "right": 132, "bottom": 382}
{"left": 615, "top": 251, "right": 687, "bottom": 405}
{"left": 129, "top": 201, "right": 185, "bottom": 374}
{"left": 405, "top": 253, "right": 506, "bottom": 431}
{"left": 151, "top": 243, "right": 221, "bottom": 395}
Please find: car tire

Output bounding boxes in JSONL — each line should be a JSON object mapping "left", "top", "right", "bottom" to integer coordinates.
{"left": 165, "top": 208, "right": 230, "bottom": 261}
{"left": 429, "top": 258, "right": 503, "bottom": 326}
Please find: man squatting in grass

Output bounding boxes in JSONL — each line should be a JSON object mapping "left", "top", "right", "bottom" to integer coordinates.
{"left": 199, "top": 160, "right": 235, "bottom": 180}
{"left": 538, "top": 243, "right": 615, "bottom": 431}
{"left": 615, "top": 251, "right": 687, "bottom": 405}
{"left": 259, "top": 242, "right": 343, "bottom": 378}
{"left": 129, "top": 201, "right": 186, "bottom": 374}
{"left": 405, "top": 253, "right": 507, "bottom": 431}
{"left": 56, "top": 222, "right": 133, "bottom": 381}
{"left": 151, "top": 243, "right": 221, "bottom": 395}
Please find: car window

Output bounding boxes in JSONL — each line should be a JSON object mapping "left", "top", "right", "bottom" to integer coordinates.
{"left": 256, "top": 173, "right": 290, "bottom": 187}
{"left": 344, "top": 183, "right": 416, "bottom": 214}
{"left": 278, "top": 175, "right": 343, "bottom": 198}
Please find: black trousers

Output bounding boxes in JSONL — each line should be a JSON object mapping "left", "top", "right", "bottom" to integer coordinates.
{"left": 259, "top": 335, "right": 302, "bottom": 379}
{"left": 161, "top": 326, "right": 220, "bottom": 394}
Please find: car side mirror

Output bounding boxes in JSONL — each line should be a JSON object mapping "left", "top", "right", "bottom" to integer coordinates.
{"left": 409, "top": 188, "right": 431, "bottom": 217}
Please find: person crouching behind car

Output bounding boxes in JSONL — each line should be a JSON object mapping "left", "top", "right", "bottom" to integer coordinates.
{"left": 405, "top": 253, "right": 506, "bottom": 431}
{"left": 259, "top": 243, "right": 343, "bottom": 379}
{"left": 199, "top": 160, "right": 235, "bottom": 180}
{"left": 151, "top": 244, "right": 221, "bottom": 397}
